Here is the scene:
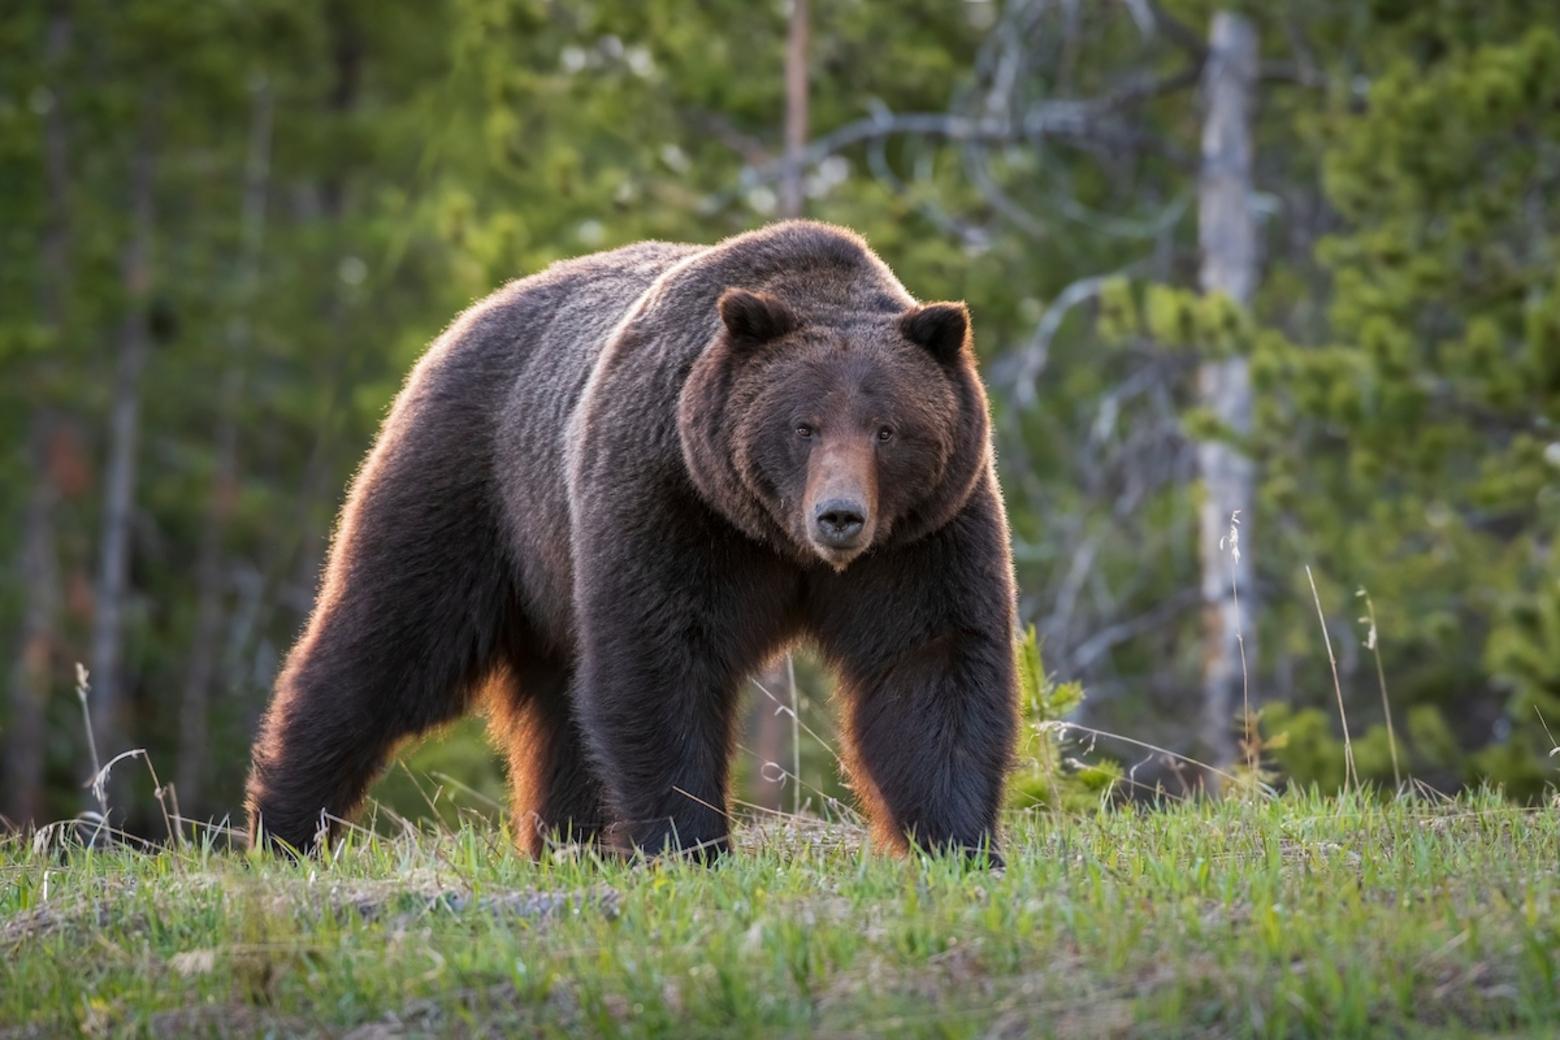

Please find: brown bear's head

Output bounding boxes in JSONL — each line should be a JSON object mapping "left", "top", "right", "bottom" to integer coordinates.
{"left": 678, "top": 288, "right": 991, "bottom": 570}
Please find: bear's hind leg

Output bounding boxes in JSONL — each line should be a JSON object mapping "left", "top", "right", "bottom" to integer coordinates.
{"left": 246, "top": 410, "right": 512, "bottom": 853}
{"left": 485, "top": 653, "right": 609, "bottom": 857}
{"left": 246, "top": 607, "right": 501, "bottom": 853}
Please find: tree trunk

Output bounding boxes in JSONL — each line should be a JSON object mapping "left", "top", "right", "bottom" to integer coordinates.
{"left": 1195, "top": 11, "right": 1259, "bottom": 770}
{"left": 779, "top": 0, "right": 809, "bottom": 219}
{"left": 177, "top": 79, "right": 272, "bottom": 816}
{"left": 749, "top": 0, "right": 810, "bottom": 812}
{"left": 88, "top": 104, "right": 157, "bottom": 802}
{"left": 6, "top": 418, "right": 62, "bottom": 827}
{"left": 5, "top": 7, "right": 74, "bottom": 828}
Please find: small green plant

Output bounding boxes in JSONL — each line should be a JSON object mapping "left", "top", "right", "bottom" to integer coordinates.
{"left": 1008, "top": 625, "right": 1123, "bottom": 810}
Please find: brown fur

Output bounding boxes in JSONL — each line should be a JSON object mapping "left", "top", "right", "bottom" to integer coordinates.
{"left": 246, "top": 221, "right": 1018, "bottom": 862}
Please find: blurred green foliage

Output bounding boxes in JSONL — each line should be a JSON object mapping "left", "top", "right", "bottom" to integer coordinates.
{"left": 1256, "top": 24, "right": 1560, "bottom": 797}
{"left": 1098, "top": 11, "right": 1559, "bottom": 798}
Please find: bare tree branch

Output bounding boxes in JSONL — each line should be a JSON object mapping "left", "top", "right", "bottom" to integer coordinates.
{"left": 1069, "top": 588, "right": 1201, "bottom": 673}
{"left": 1012, "top": 265, "right": 1143, "bottom": 403}
{"left": 739, "top": 61, "right": 1198, "bottom": 192}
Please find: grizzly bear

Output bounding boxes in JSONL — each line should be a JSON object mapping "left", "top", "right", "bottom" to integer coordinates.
{"left": 246, "top": 220, "right": 1018, "bottom": 861}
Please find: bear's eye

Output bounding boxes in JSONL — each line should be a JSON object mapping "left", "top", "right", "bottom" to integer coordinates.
{"left": 876, "top": 425, "right": 894, "bottom": 442}
{"left": 796, "top": 423, "right": 815, "bottom": 440}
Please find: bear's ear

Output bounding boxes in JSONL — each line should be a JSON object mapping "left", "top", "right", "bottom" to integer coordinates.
{"left": 718, "top": 288, "right": 797, "bottom": 347}
{"left": 900, "top": 302, "right": 971, "bottom": 365}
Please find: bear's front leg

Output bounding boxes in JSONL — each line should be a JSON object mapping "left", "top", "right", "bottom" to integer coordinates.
{"left": 570, "top": 500, "right": 796, "bottom": 861}
{"left": 810, "top": 483, "right": 1018, "bottom": 862}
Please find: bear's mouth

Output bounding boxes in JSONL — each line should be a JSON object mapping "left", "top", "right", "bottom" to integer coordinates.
{"left": 807, "top": 532, "right": 872, "bottom": 571}
{"left": 817, "top": 547, "right": 854, "bottom": 571}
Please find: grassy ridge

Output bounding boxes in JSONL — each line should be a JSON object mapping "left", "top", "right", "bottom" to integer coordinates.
{"left": 2, "top": 791, "right": 1557, "bottom": 1038}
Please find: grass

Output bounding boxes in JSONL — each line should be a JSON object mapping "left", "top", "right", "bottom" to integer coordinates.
{"left": 1, "top": 790, "right": 1557, "bottom": 1038}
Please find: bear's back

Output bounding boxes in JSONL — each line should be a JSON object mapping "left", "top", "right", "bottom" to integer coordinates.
{"left": 479, "top": 240, "right": 705, "bottom": 649}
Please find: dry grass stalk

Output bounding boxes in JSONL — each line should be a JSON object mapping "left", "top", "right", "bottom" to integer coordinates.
{"left": 1357, "top": 588, "right": 1401, "bottom": 787}
{"left": 1306, "top": 566, "right": 1357, "bottom": 791}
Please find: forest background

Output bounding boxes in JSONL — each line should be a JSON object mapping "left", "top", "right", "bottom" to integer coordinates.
{"left": 3, "top": 0, "right": 1557, "bottom": 833}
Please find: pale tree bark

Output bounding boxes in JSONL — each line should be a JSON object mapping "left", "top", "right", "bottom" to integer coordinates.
{"left": 749, "top": 0, "right": 810, "bottom": 812}
{"left": 177, "top": 78, "right": 272, "bottom": 815}
{"left": 5, "top": 7, "right": 74, "bottom": 827}
{"left": 89, "top": 104, "right": 158, "bottom": 798}
{"left": 1195, "top": 11, "right": 1259, "bottom": 769}
{"left": 779, "top": 0, "right": 809, "bottom": 220}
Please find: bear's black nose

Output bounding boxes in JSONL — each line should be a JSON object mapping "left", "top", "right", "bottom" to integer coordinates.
{"left": 813, "top": 499, "right": 867, "bottom": 548}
